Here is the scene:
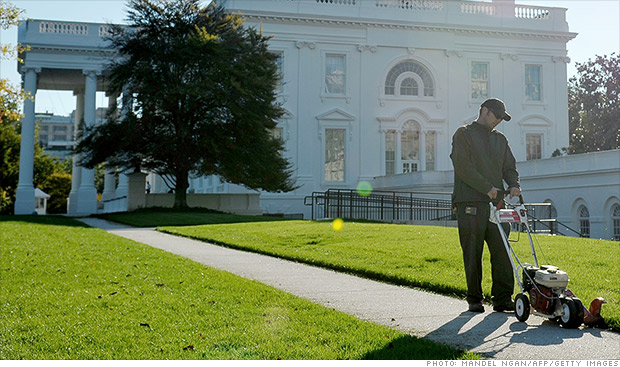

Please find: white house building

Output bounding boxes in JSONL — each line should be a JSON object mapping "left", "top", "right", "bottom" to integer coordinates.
{"left": 13, "top": 0, "right": 619, "bottom": 239}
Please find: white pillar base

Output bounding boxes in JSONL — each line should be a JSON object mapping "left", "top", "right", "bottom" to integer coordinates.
{"left": 14, "top": 186, "right": 36, "bottom": 215}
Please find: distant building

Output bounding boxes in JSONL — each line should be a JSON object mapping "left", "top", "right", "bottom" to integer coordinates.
{"left": 35, "top": 107, "right": 109, "bottom": 159}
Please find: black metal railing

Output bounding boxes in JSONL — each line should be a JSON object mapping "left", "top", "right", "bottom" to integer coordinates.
{"left": 304, "top": 189, "right": 453, "bottom": 222}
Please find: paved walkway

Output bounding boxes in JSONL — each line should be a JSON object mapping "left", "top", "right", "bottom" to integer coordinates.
{"left": 78, "top": 217, "right": 620, "bottom": 360}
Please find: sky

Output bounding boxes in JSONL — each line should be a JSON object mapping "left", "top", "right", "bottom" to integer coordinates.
{"left": 1, "top": 0, "right": 619, "bottom": 116}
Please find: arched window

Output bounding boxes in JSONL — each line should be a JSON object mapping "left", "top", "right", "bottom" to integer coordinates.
{"left": 400, "top": 77, "right": 418, "bottom": 96}
{"left": 612, "top": 204, "right": 620, "bottom": 241}
{"left": 401, "top": 121, "right": 420, "bottom": 173}
{"left": 579, "top": 205, "right": 590, "bottom": 238}
{"left": 385, "top": 60, "right": 434, "bottom": 97}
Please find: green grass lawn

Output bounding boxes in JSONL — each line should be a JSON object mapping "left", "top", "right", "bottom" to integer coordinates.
{"left": 157, "top": 217, "right": 620, "bottom": 331}
{"left": 0, "top": 216, "right": 477, "bottom": 360}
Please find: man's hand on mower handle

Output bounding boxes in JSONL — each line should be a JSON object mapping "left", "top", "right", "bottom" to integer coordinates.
{"left": 508, "top": 187, "right": 521, "bottom": 199}
{"left": 487, "top": 187, "right": 500, "bottom": 200}
{"left": 487, "top": 186, "right": 521, "bottom": 200}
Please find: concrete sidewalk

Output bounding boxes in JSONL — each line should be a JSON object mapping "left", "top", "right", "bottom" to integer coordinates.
{"left": 78, "top": 217, "right": 620, "bottom": 360}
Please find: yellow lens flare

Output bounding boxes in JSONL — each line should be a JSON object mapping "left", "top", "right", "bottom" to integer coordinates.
{"left": 356, "top": 181, "right": 373, "bottom": 197}
{"left": 332, "top": 218, "right": 344, "bottom": 231}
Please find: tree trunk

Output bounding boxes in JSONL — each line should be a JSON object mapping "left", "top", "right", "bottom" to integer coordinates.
{"left": 173, "top": 171, "right": 189, "bottom": 209}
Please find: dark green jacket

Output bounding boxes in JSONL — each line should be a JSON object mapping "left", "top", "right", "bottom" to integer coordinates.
{"left": 450, "top": 121, "right": 520, "bottom": 204}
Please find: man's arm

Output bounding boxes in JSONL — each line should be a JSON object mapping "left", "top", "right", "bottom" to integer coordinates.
{"left": 450, "top": 128, "right": 493, "bottom": 196}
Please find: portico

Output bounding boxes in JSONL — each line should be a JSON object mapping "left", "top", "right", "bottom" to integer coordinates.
{"left": 14, "top": 20, "right": 124, "bottom": 215}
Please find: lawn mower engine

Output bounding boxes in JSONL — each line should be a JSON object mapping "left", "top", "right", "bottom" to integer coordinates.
{"left": 522, "top": 265, "right": 569, "bottom": 315}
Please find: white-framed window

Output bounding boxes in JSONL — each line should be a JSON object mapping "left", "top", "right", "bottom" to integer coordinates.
{"left": 425, "top": 130, "right": 436, "bottom": 171}
{"left": 385, "top": 130, "right": 396, "bottom": 176}
{"left": 271, "top": 127, "right": 283, "bottom": 143}
{"left": 325, "top": 54, "right": 346, "bottom": 95}
{"left": 401, "top": 121, "right": 420, "bottom": 173}
{"left": 526, "top": 133, "right": 542, "bottom": 160}
{"left": 525, "top": 64, "right": 542, "bottom": 101}
{"left": 471, "top": 61, "right": 489, "bottom": 100}
{"left": 385, "top": 60, "right": 434, "bottom": 97}
{"left": 324, "top": 128, "right": 346, "bottom": 182}
{"left": 579, "top": 205, "right": 590, "bottom": 238}
{"left": 612, "top": 204, "right": 620, "bottom": 241}
{"left": 273, "top": 51, "right": 284, "bottom": 93}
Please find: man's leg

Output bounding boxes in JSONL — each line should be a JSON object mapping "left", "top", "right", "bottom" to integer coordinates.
{"left": 486, "top": 222, "right": 515, "bottom": 306}
{"left": 457, "top": 203, "right": 487, "bottom": 305}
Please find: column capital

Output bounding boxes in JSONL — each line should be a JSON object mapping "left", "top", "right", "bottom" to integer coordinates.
{"left": 22, "top": 66, "right": 42, "bottom": 74}
{"left": 82, "top": 69, "right": 102, "bottom": 77}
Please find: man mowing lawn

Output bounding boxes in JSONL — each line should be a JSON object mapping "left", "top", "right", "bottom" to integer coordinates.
{"left": 450, "top": 98, "right": 521, "bottom": 314}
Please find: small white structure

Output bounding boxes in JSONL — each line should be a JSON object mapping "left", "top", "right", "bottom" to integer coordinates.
{"left": 34, "top": 188, "right": 50, "bottom": 215}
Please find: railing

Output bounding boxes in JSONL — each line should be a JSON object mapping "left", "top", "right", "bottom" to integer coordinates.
{"left": 39, "top": 21, "right": 89, "bottom": 35}
{"left": 519, "top": 203, "right": 583, "bottom": 237}
{"left": 376, "top": 0, "right": 444, "bottom": 11}
{"left": 515, "top": 5, "right": 550, "bottom": 19}
{"left": 460, "top": 2, "right": 495, "bottom": 15}
{"left": 304, "top": 189, "right": 453, "bottom": 222}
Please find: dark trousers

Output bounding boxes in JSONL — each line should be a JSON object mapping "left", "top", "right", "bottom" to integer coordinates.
{"left": 456, "top": 202, "right": 514, "bottom": 305}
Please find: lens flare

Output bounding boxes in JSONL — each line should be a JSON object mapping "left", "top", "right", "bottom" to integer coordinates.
{"left": 332, "top": 218, "right": 344, "bottom": 231}
{"left": 356, "top": 181, "right": 373, "bottom": 197}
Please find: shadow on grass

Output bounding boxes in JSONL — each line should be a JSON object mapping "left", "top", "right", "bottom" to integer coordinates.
{"left": 0, "top": 214, "right": 91, "bottom": 228}
{"left": 362, "top": 334, "right": 474, "bottom": 360}
{"left": 95, "top": 207, "right": 293, "bottom": 227}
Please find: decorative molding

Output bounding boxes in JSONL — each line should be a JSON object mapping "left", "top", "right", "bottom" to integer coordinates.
{"left": 316, "top": 108, "right": 356, "bottom": 121}
{"left": 407, "top": 47, "right": 416, "bottom": 55}
{"left": 245, "top": 15, "right": 577, "bottom": 42}
{"left": 295, "top": 41, "right": 316, "bottom": 49}
{"left": 500, "top": 53, "right": 519, "bottom": 61}
{"left": 445, "top": 50, "right": 463, "bottom": 58}
{"left": 552, "top": 56, "right": 570, "bottom": 63}
{"left": 357, "top": 44, "right": 377, "bottom": 53}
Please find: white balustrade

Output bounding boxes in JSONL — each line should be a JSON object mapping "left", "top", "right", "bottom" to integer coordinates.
{"left": 460, "top": 2, "right": 495, "bottom": 15}
{"left": 39, "top": 21, "right": 88, "bottom": 35}
{"left": 515, "top": 5, "right": 550, "bottom": 20}
{"left": 376, "top": 0, "right": 444, "bottom": 11}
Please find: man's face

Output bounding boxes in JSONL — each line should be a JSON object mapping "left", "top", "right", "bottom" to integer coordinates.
{"left": 486, "top": 108, "right": 502, "bottom": 129}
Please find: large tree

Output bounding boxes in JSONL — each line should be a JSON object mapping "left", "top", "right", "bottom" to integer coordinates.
{"left": 77, "top": 0, "right": 296, "bottom": 208}
{"left": 568, "top": 53, "right": 620, "bottom": 154}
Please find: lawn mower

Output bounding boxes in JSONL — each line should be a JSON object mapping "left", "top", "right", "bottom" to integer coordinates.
{"left": 490, "top": 194, "right": 606, "bottom": 329}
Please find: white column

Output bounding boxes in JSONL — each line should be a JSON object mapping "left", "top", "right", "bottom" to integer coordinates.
{"left": 101, "top": 93, "right": 118, "bottom": 201}
{"left": 395, "top": 131, "right": 402, "bottom": 174}
{"left": 76, "top": 70, "right": 99, "bottom": 214}
{"left": 419, "top": 130, "right": 426, "bottom": 172}
{"left": 67, "top": 89, "right": 84, "bottom": 214}
{"left": 115, "top": 86, "right": 133, "bottom": 200}
{"left": 14, "top": 67, "right": 39, "bottom": 214}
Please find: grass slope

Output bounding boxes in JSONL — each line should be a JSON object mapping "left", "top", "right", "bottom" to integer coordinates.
{"left": 0, "top": 216, "right": 477, "bottom": 360}
{"left": 159, "top": 218, "right": 620, "bottom": 330}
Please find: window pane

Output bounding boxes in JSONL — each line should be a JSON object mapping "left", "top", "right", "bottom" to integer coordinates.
{"left": 400, "top": 77, "right": 418, "bottom": 96}
{"left": 273, "top": 51, "right": 283, "bottom": 92}
{"left": 325, "top": 129, "right": 345, "bottom": 181}
{"left": 579, "top": 205, "right": 590, "bottom": 238}
{"left": 471, "top": 62, "right": 488, "bottom": 99}
{"left": 385, "top": 130, "right": 396, "bottom": 175}
{"left": 612, "top": 204, "right": 620, "bottom": 240}
{"left": 426, "top": 131, "right": 436, "bottom": 171}
{"left": 401, "top": 122, "right": 419, "bottom": 172}
{"left": 525, "top": 65, "right": 541, "bottom": 101}
{"left": 526, "top": 134, "right": 542, "bottom": 160}
{"left": 325, "top": 55, "right": 345, "bottom": 94}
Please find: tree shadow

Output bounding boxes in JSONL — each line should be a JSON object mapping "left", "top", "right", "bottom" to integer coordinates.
{"left": 0, "top": 214, "right": 91, "bottom": 228}
{"left": 362, "top": 334, "right": 473, "bottom": 360}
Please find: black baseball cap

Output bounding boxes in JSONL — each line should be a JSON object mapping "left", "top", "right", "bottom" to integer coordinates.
{"left": 481, "top": 98, "right": 511, "bottom": 121}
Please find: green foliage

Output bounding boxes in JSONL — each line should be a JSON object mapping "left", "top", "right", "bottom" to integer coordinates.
{"left": 77, "top": 0, "right": 296, "bottom": 209}
{"left": 159, "top": 219, "right": 620, "bottom": 331}
{"left": 0, "top": 122, "right": 72, "bottom": 214}
{"left": 39, "top": 172, "right": 72, "bottom": 213}
{"left": 0, "top": 216, "right": 477, "bottom": 360}
{"left": 1, "top": 0, "right": 30, "bottom": 124}
{"left": 568, "top": 53, "right": 620, "bottom": 153}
